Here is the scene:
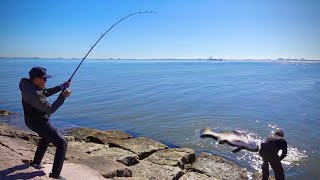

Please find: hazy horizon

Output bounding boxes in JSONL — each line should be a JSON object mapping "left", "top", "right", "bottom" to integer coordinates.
{"left": 1, "top": 56, "right": 319, "bottom": 61}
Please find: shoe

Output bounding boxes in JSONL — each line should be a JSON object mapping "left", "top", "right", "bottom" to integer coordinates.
{"left": 49, "top": 173, "right": 67, "bottom": 180}
{"left": 30, "top": 162, "right": 45, "bottom": 169}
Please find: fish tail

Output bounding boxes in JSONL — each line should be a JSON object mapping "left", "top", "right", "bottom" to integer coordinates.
{"left": 200, "top": 127, "right": 212, "bottom": 135}
{"left": 200, "top": 128, "right": 219, "bottom": 141}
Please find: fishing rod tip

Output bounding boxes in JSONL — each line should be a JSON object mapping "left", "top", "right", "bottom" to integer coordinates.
{"left": 140, "top": 11, "right": 157, "bottom": 14}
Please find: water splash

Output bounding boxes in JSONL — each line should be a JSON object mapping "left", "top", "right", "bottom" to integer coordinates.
{"left": 190, "top": 127, "right": 308, "bottom": 174}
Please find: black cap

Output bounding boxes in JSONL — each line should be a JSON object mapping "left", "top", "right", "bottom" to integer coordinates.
{"left": 29, "top": 67, "right": 52, "bottom": 79}
{"left": 275, "top": 128, "right": 284, "bottom": 137}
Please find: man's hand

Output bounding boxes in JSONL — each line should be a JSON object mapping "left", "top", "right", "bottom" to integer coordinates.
{"left": 62, "top": 89, "right": 72, "bottom": 98}
{"left": 62, "top": 82, "right": 71, "bottom": 89}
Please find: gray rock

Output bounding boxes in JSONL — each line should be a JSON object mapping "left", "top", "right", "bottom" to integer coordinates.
{"left": 129, "top": 160, "right": 183, "bottom": 180}
{"left": 69, "top": 141, "right": 109, "bottom": 153}
{"left": 42, "top": 162, "right": 107, "bottom": 180}
{"left": 0, "top": 133, "right": 53, "bottom": 180}
{"left": 191, "top": 152, "right": 248, "bottom": 180}
{"left": 144, "top": 148, "right": 195, "bottom": 168}
{"left": 0, "top": 110, "right": 14, "bottom": 116}
{"left": 64, "top": 135, "right": 75, "bottom": 142}
{"left": 109, "top": 137, "right": 168, "bottom": 159}
{"left": 0, "top": 135, "right": 42, "bottom": 159}
{"left": 63, "top": 141, "right": 108, "bottom": 162}
{"left": 0, "top": 123, "right": 39, "bottom": 145}
{"left": 110, "top": 137, "right": 168, "bottom": 159}
{"left": 69, "top": 128, "right": 132, "bottom": 144}
{"left": 79, "top": 156, "right": 132, "bottom": 178}
{"left": 64, "top": 141, "right": 139, "bottom": 166}
{"left": 179, "top": 172, "right": 213, "bottom": 180}
{"left": 0, "top": 130, "right": 108, "bottom": 180}
{"left": 90, "top": 147, "right": 139, "bottom": 166}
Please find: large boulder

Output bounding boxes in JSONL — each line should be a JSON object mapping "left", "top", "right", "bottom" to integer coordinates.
{"left": 68, "top": 141, "right": 109, "bottom": 154}
{"left": 63, "top": 141, "right": 138, "bottom": 166}
{"left": 129, "top": 160, "right": 183, "bottom": 180}
{"left": 63, "top": 141, "right": 109, "bottom": 162}
{"left": 144, "top": 148, "right": 195, "bottom": 168}
{"left": 0, "top": 135, "right": 42, "bottom": 160}
{"left": 43, "top": 162, "right": 107, "bottom": 180}
{"left": 69, "top": 128, "right": 132, "bottom": 144}
{"left": 0, "top": 134, "right": 53, "bottom": 180}
{"left": 109, "top": 137, "right": 168, "bottom": 159}
{"left": 78, "top": 156, "right": 132, "bottom": 178}
{"left": 90, "top": 147, "right": 139, "bottom": 166}
{"left": 49, "top": 142, "right": 132, "bottom": 178}
{"left": 0, "top": 123, "right": 39, "bottom": 145}
{"left": 191, "top": 152, "right": 248, "bottom": 180}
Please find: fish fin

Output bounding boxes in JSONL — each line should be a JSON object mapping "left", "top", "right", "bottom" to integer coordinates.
{"left": 232, "top": 146, "right": 244, "bottom": 153}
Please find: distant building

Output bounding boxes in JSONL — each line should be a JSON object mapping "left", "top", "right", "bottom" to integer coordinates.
{"left": 208, "top": 57, "right": 222, "bottom": 61}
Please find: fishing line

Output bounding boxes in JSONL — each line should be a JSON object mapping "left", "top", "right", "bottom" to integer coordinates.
{"left": 61, "top": 11, "right": 156, "bottom": 94}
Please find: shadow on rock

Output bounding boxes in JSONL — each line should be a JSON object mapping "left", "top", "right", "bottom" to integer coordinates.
{"left": 0, "top": 164, "right": 46, "bottom": 180}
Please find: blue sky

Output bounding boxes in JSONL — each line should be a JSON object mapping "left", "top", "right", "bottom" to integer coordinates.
{"left": 0, "top": 0, "right": 319, "bottom": 59}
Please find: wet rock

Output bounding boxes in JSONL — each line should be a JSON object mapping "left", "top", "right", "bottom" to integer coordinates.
{"left": 109, "top": 137, "right": 168, "bottom": 159}
{"left": 144, "top": 148, "right": 195, "bottom": 168}
{"left": 69, "top": 128, "right": 132, "bottom": 144}
{"left": 0, "top": 110, "right": 14, "bottom": 116}
{"left": 129, "top": 160, "right": 183, "bottom": 180}
{"left": 90, "top": 147, "right": 139, "bottom": 166}
{"left": 191, "top": 152, "right": 248, "bottom": 179}
{"left": 179, "top": 172, "right": 212, "bottom": 180}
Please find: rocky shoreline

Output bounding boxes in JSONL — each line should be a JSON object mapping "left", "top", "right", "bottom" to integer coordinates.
{"left": 0, "top": 110, "right": 272, "bottom": 180}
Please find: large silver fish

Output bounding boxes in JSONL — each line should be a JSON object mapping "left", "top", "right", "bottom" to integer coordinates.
{"left": 200, "top": 127, "right": 259, "bottom": 153}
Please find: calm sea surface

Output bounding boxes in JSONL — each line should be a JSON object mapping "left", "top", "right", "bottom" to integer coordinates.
{"left": 0, "top": 58, "right": 319, "bottom": 179}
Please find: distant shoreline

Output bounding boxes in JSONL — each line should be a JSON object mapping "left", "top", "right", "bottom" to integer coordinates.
{"left": 1, "top": 57, "right": 319, "bottom": 62}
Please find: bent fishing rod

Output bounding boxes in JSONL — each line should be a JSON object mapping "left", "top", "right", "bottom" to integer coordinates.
{"left": 61, "top": 11, "right": 156, "bottom": 93}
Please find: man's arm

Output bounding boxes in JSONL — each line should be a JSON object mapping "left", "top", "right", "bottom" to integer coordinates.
{"left": 44, "top": 82, "right": 70, "bottom": 97}
{"left": 44, "top": 85, "right": 62, "bottom": 97}
{"left": 279, "top": 140, "right": 287, "bottom": 160}
{"left": 22, "top": 89, "right": 65, "bottom": 114}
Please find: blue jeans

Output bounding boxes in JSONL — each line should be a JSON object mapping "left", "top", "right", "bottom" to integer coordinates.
{"left": 26, "top": 120, "right": 67, "bottom": 176}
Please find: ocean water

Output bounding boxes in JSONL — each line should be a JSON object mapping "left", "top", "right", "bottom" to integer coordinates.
{"left": 0, "top": 58, "right": 319, "bottom": 179}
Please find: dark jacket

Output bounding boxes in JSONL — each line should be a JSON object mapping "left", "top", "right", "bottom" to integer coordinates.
{"left": 19, "top": 78, "right": 65, "bottom": 125}
{"left": 259, "top": 134, "right": 288, "bottom": 160}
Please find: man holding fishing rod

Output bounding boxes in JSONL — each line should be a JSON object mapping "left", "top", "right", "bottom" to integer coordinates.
{"left": 17, "top": 11, "right": 154, "bottom": 179}
{"left": 19, "top": 67, "right": 71, "bottom": 179}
